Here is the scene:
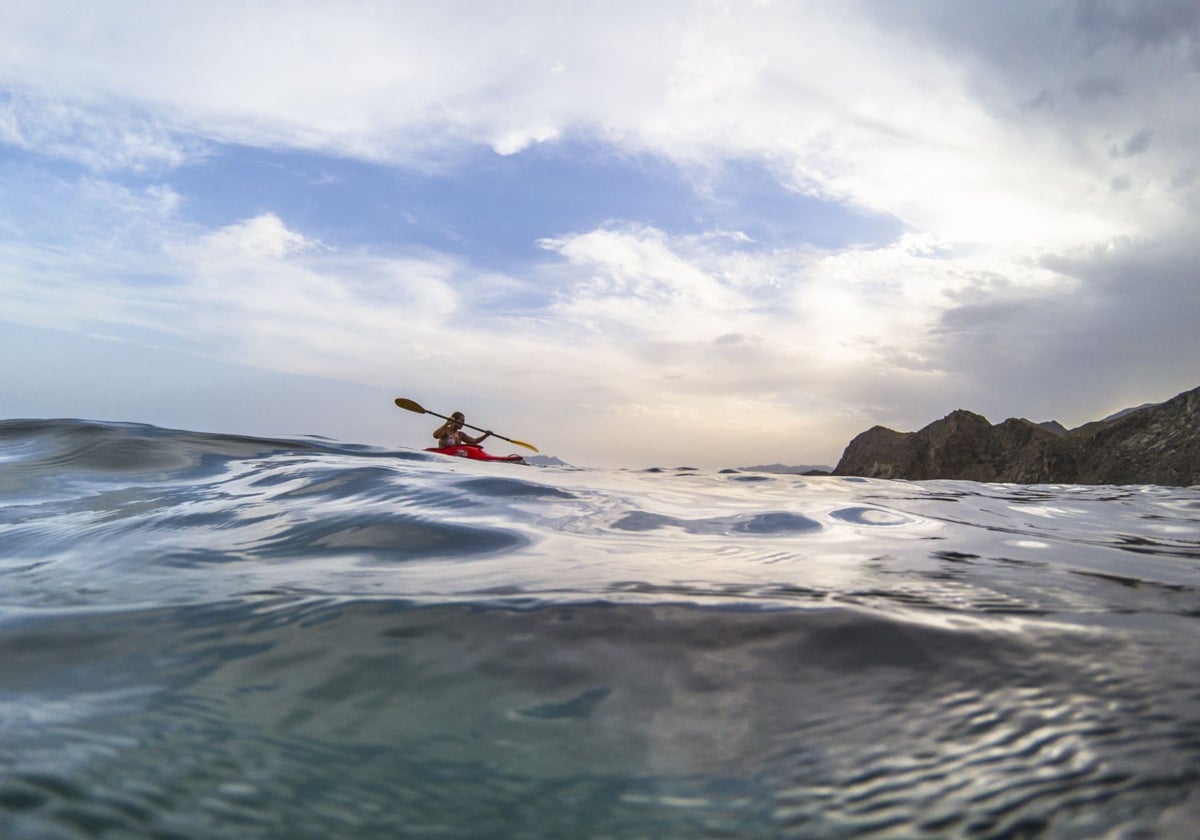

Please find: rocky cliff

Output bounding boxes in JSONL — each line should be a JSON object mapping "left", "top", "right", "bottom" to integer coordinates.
{"left": 833, "top": 385, "right": 1200, "bottom": 486}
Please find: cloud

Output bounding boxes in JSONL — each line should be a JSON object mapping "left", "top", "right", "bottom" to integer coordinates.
{"left": 198, "top": 214, "right": 317, "bottom": 260}
{"left": 3, "top": 2, "right": 1194, "bottom": 244}
{"left": 0, "top": 167, "right": 596, "bottom": 434}
{"left": 537, "top": 223, "right": 1088, "bottom": 423}
{"left": 0, "top": 90, "right": 197, "bottom": 173}
{"left": 540, "top": 226, "right": 754, "bottom": 339}
{"left": 1111, "top": 128, "right": 1155, "bottom": 158}
{"left": 1075, "top": 0, "right": 1200, "bottom": 49}
{"left": 924, "top": 228, "right": 1200, "bottom": 424}
{"left": 0, "top": 170, "right": 459, "bottom": 380}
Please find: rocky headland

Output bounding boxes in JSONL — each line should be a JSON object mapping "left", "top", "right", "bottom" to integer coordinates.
{"left": 833, "top": 385, "right": 1200, "bottom": 486}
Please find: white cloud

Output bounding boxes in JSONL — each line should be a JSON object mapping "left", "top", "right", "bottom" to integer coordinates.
{"left": 540, "top": 223, "right": 1080, "bottom": 385}
{"left": 197, "top": 214, "right": 317, "bottom": 260}
{"left": 3, "top": 1, "right": 1194, "bottom": 247}
{"left": 0, "top": 173, "right": 458, "bottom": 381}
{"left": 0, "top": 90, "right": 197, "bottom": 172}
{"left": 540, "top": 226, "right": 753, "bottom": 338}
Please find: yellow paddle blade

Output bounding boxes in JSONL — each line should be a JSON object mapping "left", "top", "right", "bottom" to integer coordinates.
{"left": 508, "top": 438, "right": 539, "bottom": 453}
{"left": 394, "top": 398, "right": 426, "bottom": 414}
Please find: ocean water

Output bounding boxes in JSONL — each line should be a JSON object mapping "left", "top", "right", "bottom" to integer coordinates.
{"left": 1, "top": 419, "right": 1199, "bottom": 839}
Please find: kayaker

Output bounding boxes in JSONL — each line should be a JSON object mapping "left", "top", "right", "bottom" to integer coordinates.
{"left": 433, "top": 412, "right": 493, "bottom": 448}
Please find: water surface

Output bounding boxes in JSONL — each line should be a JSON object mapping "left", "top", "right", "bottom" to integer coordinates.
{"left": 2, "top": 419, "right": 1198, "bottom": 838}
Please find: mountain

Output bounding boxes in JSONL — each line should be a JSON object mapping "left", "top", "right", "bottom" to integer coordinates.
{"left": 833, "top": 385, "right": 1200, "bottom": 486}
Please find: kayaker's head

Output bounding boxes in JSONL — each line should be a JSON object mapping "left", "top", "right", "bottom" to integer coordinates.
{"left": 449, "top": 412, "right": 465, "bottom": 429}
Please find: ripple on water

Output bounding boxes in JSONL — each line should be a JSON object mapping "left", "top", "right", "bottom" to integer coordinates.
{"left": 733, "top": 512, "right": 823, "bottom": 533}
{"left": 611, "top": 511, "right": 821, "bottom": 535}
{"left": 829, "top": 506, "right": 920, "bottom": 527}
{"left": 247, "top": 513, "right": 527, "bottom": 563}
{"left": 1, "top": 593, "right": 1198, "bottom": 838}
{"left": 454, "top": 477, "right": 577, "bottom": 499}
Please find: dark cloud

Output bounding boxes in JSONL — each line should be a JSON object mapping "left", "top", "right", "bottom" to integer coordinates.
{"left": 924, "top": 233, "right": 1200, "bottom": 423}
{"left": 1076, "top": 0, "right": 1200, "bottom": 49}
{"left": 1170, "top": 168, "right": 1197, "bottom": 190}
{"left": 835, "top": 0, "right": 1199, "bottom": 427}
{"left": 1075, "top": 75, "right": 1126, "bottom": 99}
{"left": 1110, "top": 128, "right": 1154, "bottom": 158}
{"left": 862, "top": 0, "right": 1196, "bottom": 116}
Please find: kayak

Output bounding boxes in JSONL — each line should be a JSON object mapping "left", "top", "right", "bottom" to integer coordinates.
{"left": 425, "top": 444, "right": 525, "bottom": 463}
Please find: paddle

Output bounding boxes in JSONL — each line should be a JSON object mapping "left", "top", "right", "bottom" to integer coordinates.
{"left": 394, "top": 398, "right": 540, "bottom": 453}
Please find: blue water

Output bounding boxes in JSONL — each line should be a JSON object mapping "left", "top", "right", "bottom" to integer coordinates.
{"left": 2, "top": 419, "right": 1199, "bottom": 839}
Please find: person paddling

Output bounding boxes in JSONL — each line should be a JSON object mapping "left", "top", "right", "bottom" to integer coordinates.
{"left": 433, "top": 412, "right": 493, "bottom": 448}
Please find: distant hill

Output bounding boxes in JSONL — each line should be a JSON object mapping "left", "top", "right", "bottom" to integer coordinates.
{"left": 524, "top": 454, "right": 569, "bottom": 467}
{"left": 1035, "top": 420, "right": 1068, "bottom": 436}
{"left": 1100, "top": 404, "right": 1155, "bottom": 423}
{"left": 738, "top": 463, "right": 834, "bottom": 475}
{"left": 833, "top": 385, "right": 1200, "bottom": 486}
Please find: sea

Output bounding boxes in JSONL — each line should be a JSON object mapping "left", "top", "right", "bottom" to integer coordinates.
{"left": 2, "top": 418, "right": 1198, "bottom": 839}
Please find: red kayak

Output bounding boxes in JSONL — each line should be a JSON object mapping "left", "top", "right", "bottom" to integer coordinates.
{"left": 425, "top": 444, "right": 525, "bottom": 463}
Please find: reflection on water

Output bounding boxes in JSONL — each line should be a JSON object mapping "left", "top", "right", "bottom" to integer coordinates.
{"left": 1, "top": 419, "right": 1199, "bottom": 838}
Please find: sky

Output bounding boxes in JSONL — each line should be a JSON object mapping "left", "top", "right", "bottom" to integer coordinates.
{"left": 1, "top": 1, "right": 1198, "bottom": 469}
